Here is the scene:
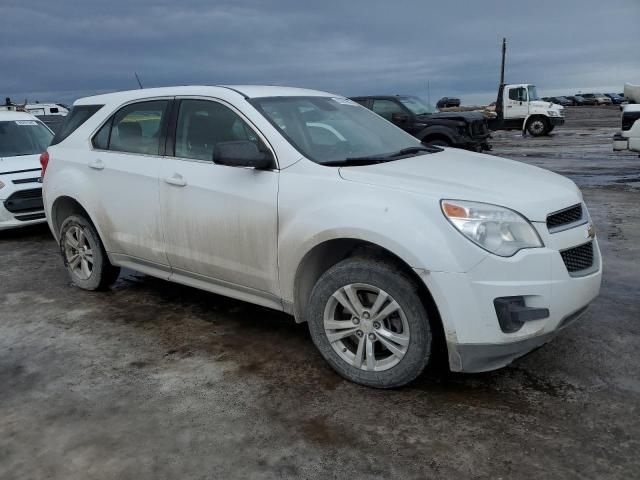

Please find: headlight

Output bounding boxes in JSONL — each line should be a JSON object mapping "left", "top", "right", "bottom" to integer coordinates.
{"left": 441, "top": 200, "right": 543, "bottom": 257}
{"left": 547, "top": 110, "right": 559, "bottom": 117}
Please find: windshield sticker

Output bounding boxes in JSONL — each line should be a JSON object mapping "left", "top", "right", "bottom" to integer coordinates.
{"left": 15, "top": 120, "right": 38, "bottom": 126}
{"left": 331, "top": 97, "right": 359, "bottom": 106}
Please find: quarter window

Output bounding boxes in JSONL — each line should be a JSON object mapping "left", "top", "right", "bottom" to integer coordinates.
{"left": 174, "top": 99, "right": 263, "bottom": 162}
{"left": 371, "top": 99, "right": 404, "bottom": 121}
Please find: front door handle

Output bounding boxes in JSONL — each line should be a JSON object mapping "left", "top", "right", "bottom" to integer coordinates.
{"left": 163, "top": 173, "right": 187, "bottom": 187}
{"left": 88, "top": 159, "right": 105, "bottom": 170}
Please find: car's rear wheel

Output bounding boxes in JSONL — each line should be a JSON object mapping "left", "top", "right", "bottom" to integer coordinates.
{"left": 59, "top": 214, "right": 120, "bottom": 290}
{"left": 307, "top": 257, "right": 432, "bottom": 388}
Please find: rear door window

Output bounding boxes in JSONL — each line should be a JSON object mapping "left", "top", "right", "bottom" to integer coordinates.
{"left": 94, "top": 100, "right": 169, "bottom": 155}
{"left": 50, "top": 105, "right": 103, "bottom": 145}
{"left": 371, "top": 99, "right": 404, "bottom": 121}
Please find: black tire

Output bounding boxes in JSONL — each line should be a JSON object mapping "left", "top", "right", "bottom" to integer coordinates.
{"left": 59, "top": 214, "right": 120, "bottom": 290}
{"left": 425, "top": 138, "right": 450, "bottom": 147}
{"left": 307, "top": 257, "right": 432, "bottom": 388}
{"left": 526, "top": 116, "right": 549, "bottom": 136}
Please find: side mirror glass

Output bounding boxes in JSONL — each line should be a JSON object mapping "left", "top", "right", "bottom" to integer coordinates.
{"left": 213, "top": 141, "right": 272, "bottom": 169}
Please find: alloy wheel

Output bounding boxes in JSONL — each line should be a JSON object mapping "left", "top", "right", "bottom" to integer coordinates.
{"left": 323, "top": 283, "right": 410, "bottom": 371}
{"left": 63, "top": 225, "right": 94, "bottom": 280}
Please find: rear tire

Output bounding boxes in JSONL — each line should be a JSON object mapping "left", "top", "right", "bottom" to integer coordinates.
{"left": 307, "top": 257, "right": 432, "bottom": 388}
{"left": 59, "top": 214, "right": 120, "bottom": 291}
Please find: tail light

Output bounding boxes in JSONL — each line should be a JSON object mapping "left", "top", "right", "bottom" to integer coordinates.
{"left": 40, "top": 151, "right": 50, "bottom": 178}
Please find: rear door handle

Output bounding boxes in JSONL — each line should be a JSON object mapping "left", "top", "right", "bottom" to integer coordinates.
{"left": 88, "top": 159, "right": 105, "bottom": 170}
{"left": 163, "top": 173, "right": 187, "bottom": 187}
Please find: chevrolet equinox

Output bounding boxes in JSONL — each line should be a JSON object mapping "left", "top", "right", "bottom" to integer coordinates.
{"left": 42, "top": 86, "right": 602, "bottom": 388}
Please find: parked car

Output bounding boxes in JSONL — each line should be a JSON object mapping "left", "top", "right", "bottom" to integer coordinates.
{"left": 578, "top": 93, "right": 612, "bottom": 105}
{"left": 604, "top": 93, "right": 625, "bottom": 105}
{"left": 350, "top": 95, "right": 491, "bottom": 151}
{"left": 547, "top": 96, "right": 573, "bottom": 107}
{"left": 0, "top": 111, "right": 53, "bottom": 230}
{"left": 436, "top": 97, "right": 461, "bottom": 109}
{"left": 567, "top": 95, "right": 596, "bottom": 106}
{"left": 25, "top": 103, "right": 69, "bottom": 117}
{"left": 42, "top": 86, "right": 602, "bottom": 388}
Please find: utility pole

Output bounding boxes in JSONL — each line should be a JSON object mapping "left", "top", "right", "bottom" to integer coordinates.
{"left": 500, "top": 37, "right": 507, "bottom": 86}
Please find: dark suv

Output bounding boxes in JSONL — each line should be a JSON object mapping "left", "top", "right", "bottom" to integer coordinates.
{"left": 350, "top": 95, "right": 491, "bottom": 151}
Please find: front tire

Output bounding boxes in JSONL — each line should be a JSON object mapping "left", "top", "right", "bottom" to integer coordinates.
{"left": 59, "top": 214, "right": 120, "bottom": 290}
{"left": 307, "top": 257, "right": 432, "bottom": 388}
{"left": 526, "top": 117, "right": 549, "bottom": 136}
{"left": 424, "top": 138, "right": 450, "bottom": 147}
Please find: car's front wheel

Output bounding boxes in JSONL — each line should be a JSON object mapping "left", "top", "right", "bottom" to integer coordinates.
{"left": 526, "top": 117, "right": 549, "bottom": 136}
{"left": 307, "top": 257, "right": 432, "bottom": 388}
{"left": 59, "top": 214, "right": 120, "bottom": 290}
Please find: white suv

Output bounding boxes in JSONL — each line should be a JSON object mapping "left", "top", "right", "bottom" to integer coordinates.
{"left": 0, "top": 111, "right": 53, "bottom": 230}
{"left": 42, "top": 86, "right": 602, "bottom": 388}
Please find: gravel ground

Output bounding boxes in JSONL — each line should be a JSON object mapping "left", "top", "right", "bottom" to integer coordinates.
{"left": 1, "top": 106, "right": 638, "bottom": 479}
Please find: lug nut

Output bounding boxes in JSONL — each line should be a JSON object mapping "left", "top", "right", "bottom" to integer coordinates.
{"left": 373, "top": 321, "right": 381, "bottom": 329}
{"left": 362, "top": 312, "right": 370, "bottom": 319}
{"left": 356, "top": 330, "right": 364, "bottom": 338}
{"left": 352, "top": 318, "right": 360, "bottom": 325}
{"left": 368, "top": 333, "right": 376, "bottom": 340}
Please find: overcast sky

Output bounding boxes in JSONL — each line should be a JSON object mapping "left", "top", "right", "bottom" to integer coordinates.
{"left": 2, "top": 0, "right": 639, "bottom": 106}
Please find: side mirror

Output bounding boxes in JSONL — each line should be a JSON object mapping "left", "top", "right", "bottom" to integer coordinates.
{"left": 391, "top": 112, "right": 409, "bottom": 123}
{"left": 213, "top": 141, "right": 272, "bottom": 169}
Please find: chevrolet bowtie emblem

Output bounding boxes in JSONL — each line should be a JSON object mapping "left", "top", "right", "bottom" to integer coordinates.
{"left": 587, "top": 223, "right": 596, "bottom": 239}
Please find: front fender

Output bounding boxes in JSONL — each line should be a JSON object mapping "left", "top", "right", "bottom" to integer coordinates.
{"left": 276, "top": 160, "right": 488, "bottom": 304}
{"left": 418, "top": 125, "right": 458, "bottom": 143}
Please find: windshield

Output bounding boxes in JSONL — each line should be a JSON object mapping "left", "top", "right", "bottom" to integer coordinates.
{"left": 398, "top": 96, "right": 435, "bottom": 115}
{"left": 250, "top": 96, "right": 425, "bottom": 164}
{"left": 0, "top": 120, "right": 53, "bottom": 157}
{"left": 527, "top": 85, "right": 539, "bottom": 101}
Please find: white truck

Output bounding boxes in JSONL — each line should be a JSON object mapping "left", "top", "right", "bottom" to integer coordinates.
{"left": 490, "top": 83, "right": 565, "bottom": 136}
{"left": 613, "top": 104, "right": 640, "bottom": 154}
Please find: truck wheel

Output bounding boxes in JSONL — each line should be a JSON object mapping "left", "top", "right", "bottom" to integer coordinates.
{"left": 59, "top": 214, "right": 120, "bottom": 291}
{"left": 306, "top": 257, "right": 432, "bottom": 388}
{"left": 526, "top": 117, "right": 549, "bottom": 136}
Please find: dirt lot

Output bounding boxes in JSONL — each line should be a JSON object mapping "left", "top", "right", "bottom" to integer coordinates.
{"left": 1, "top": 106, "right": 638, "bottom": 479}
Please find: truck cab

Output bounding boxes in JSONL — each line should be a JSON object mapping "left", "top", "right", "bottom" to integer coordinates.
{"left": 491, "top": 84, "right": 565, "bottom": 136}
{"left": 613, "top": 104, "right": 640, "bottom": 154}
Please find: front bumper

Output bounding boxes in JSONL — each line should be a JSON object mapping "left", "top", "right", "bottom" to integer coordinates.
{"left": 549, "top": 117, "right": 565, "bottom": 126}
{"left": 415, "top": 222, "right": 602, "bottom": 373}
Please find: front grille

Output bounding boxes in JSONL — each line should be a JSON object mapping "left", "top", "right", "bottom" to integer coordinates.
{"left": 547, "top": 204, "right": 583, "bottom": 230}
{"left": 560, "top": 241, "right": 594, "bottom": 273}
{"left": 4, "top": 188, "right": 43, "bottom": 214}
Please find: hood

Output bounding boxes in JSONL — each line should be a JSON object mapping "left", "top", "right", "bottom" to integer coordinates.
{"left": 338, "top": 149, "right": 581, "bottom": 222}
{"left": 0, "top": 154, "right": 42, "bottom": 175}
{"left": 530, "top": 100, "right": 559, "bottom": 110}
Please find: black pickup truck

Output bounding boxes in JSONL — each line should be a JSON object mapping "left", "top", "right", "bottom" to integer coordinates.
{"left": 350, "top": 95, "right": 491, "bottom": 151}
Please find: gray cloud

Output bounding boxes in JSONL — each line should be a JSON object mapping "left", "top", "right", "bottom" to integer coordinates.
{"left": 2, "top": 0, "right": 639, "bottom": 105}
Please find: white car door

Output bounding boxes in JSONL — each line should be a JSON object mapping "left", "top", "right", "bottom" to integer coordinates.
{"left": 505, "top": 86, "right": 529, "bottom": 119}
{"left": 159, "top": 98, "right": 280, "bottom": 299}
{"left": 89, "top": 99, "right": 171, "bottom": 269}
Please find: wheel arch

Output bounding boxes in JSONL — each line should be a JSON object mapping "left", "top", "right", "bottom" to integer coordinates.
{"left": 291, "top": 237, "right": 447, "bottom": 364}
{"left": 50, "top": 195, "right": 102, "bottom": 243}
{"left": 523, "top": 114, "right": 549, "bottom": 134}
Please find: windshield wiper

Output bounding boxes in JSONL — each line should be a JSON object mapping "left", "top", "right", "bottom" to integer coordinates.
{"left": 321, "top": 145, "right": 440, "bottom": 167}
